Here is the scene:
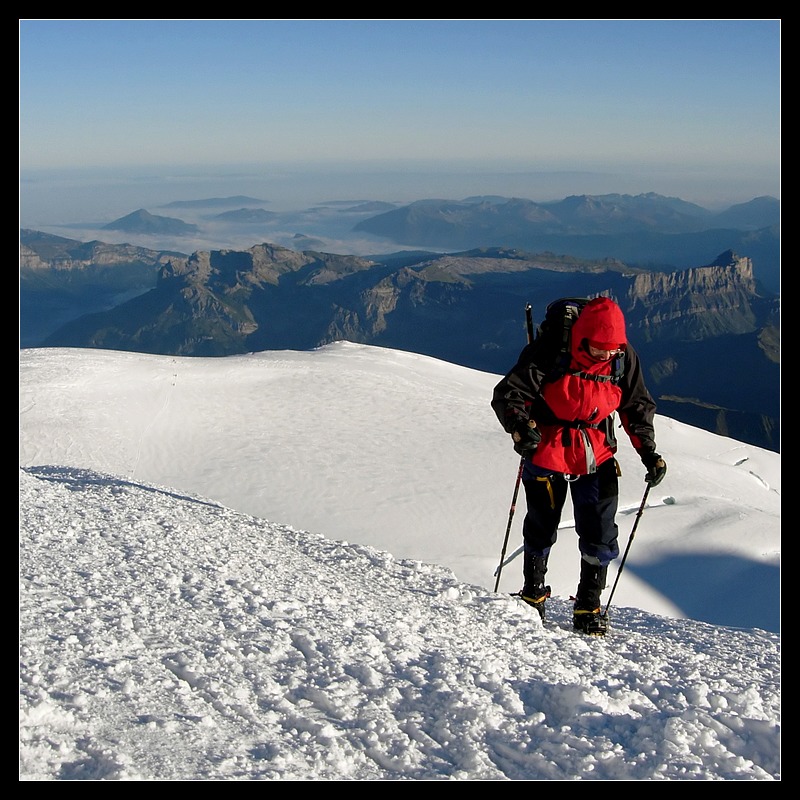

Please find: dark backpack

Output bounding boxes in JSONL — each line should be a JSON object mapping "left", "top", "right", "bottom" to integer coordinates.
{"left": 534, "top": 297, "right": 623, "bottom": 384}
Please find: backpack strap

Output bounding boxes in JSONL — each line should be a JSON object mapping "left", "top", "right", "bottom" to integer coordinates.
{"left": 554, "top": 351, "right": 624, "bottom": 385}
{"left": 564, "top": 369, "right": 620, "bottom": 384}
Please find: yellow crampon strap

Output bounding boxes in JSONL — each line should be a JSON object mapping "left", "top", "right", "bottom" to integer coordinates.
{"left": 520, "top": 590, "right": 549, "bottom": 605}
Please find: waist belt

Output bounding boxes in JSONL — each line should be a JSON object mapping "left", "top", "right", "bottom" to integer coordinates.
{"left": 553, "top": 418, "right": 606, "bottom": 475}
{"left": 556, "top": 418, "right": 603, "bottom": 447}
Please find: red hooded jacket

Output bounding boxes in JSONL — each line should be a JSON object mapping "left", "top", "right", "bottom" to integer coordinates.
{"left": 491, "top": 297, "right": 658, "bottom": 475}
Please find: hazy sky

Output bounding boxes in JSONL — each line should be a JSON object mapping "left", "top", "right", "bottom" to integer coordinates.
{"left": 19, "top": 19, "right": 780, "bottom": 211}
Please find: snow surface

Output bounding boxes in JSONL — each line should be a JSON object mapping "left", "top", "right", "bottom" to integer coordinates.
{"left": 19, "top": 342, "right": 780, "bottom": 780}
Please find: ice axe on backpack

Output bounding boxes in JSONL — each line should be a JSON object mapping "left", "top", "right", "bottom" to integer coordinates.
{"left": 601, "top": 482, "right": 651, "bottom": 621}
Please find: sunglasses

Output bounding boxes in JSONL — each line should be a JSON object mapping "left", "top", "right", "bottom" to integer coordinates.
{"left": 587, "top": 344, "right": 624, "bottom": 358}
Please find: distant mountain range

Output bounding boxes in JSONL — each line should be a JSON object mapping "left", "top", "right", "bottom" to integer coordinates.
{"left": 20, "top": 226, "right": 780, "bottom": 452}
{"left": 158, "top": 195, "right": 268, "bottom": 209}
{"left": 359, "top": 193, "right": 779, "bottom": 236}
{"left": 353, "top": 193, "right": 780, "bottom": 294}
{"left": 81, "top": 192, "right": 780, "bottom": 295}
{"left": 212, "top": 208, "right": 278, "bottom": 223}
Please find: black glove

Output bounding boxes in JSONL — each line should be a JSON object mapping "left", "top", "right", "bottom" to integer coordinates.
{"left": 641, "top": 451, "right": 667, "bottom": 486}
{"left": 512, "top": 419, "right": 541, "bottom": 456}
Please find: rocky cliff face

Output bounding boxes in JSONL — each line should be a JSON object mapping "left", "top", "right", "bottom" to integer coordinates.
{"left": 20, "top": 243, "right": 50, "bottom": 270}
{"left": 21, "top": 232, "right": 176, "bottom": 272}
{"left": 20, "top": 231, "right": 178, "bottom": 348}
{"left": 625, "top": 251, "right": 760, "bottom": 341}
{"left": 158, "top": 243, "right": 376, "bottom": 288}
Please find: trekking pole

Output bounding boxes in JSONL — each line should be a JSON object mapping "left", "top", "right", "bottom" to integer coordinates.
{"left": 494, "top": 458, "right": 525, "bottom": 592}
{"left": 493, "top": 303, "right": 533, "bottom": 593}
{"left": 601, "top": 482, "right": 651, "bottom": 620}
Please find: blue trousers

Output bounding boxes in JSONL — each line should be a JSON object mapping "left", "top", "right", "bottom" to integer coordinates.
{"left": 521, "top": 457, "right": 620, "bottom": 567}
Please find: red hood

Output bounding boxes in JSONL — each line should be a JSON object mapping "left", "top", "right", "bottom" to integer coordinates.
{"left": 571, "top": 297, "right": 627, "bottom": 364}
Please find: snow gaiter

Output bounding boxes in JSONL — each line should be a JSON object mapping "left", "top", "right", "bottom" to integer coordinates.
{"left": 575, "top": 558, "right": 608, "bottom": 610}
{"left": 523, "top": 553, "right": 549, "bottom": 598}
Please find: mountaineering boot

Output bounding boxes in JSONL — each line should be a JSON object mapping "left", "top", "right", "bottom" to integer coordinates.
{"left": 572, "top": 606, "right": 608, "bottom": 636}
{"left": 515, "top": 586, "right": 551, "bottom": 621}
{"left": 573, "top": 559, "right": 609, "bottom": 636}
{"left": 517, "top": 553, "right": 550, "bottom": 620}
